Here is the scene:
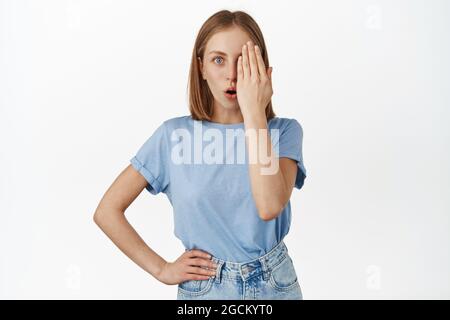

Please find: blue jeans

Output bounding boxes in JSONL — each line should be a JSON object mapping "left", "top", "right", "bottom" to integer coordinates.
{"left": 177, "top": 240, "right": 303, "bottom": 300}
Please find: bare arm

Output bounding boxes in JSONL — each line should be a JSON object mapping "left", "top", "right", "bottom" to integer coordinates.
{"left": 93, "top": 164, "right": 217, "bottom": 285}
{"left": 244, "top": 114, "right": 298, "bottom": 221}
{"left": 93, "top": 164, "right": 167, "bottom": 280}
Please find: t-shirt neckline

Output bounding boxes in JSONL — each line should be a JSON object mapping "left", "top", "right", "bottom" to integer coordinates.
{"left": 201, "top": 119, "right": 245, "bottom": 129}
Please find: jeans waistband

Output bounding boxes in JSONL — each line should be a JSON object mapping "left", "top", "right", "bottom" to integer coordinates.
{"left": 209, "top": 240, "right": 289, "bottom": 283}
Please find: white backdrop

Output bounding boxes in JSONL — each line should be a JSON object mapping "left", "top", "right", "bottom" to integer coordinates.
{"left": 1, "top": 0, "right": 449, "bottom": 299}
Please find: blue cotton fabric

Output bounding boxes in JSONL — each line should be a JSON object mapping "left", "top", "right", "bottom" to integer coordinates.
{"left": 130, "top": 115, "right": 307, "bottom": 263}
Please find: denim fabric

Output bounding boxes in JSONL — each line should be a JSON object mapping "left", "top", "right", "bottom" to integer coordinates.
{"left": 177, "top": 240, "right": 303, "bottom": 300}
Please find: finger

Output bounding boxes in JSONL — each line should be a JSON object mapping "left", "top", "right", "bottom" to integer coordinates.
{"left": 247, "top": 42, "right": 259, "bottom": 80}
{"left": 186, "top": 266, "right": 217, "bottom": 276}
{"left": 242, "top": 44, "right": 250, "bottom": 78}
{"left": 237, "top": 55, "right": 243, "bottom": 81}
{"left": 186, "top": 274, "right": 211, "bottom": 281}
{"left": 188, "top": 258, "right": 217, "bottom": 269}
{"left": 267, "top": 67, "right": 273, "bottom": 81}
{"left": 255, "top": 45, "right": 268, "bottom": 80}
{"left": 187, "top": 250, "right": 211, "bottom": 260}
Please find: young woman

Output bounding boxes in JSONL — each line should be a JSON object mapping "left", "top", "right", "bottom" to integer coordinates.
{"left": 94, "top": 10, "right": 307, "bottom": 300}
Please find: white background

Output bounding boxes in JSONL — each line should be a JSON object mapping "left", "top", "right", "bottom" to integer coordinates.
{"left": 1, "top": 0, "right": 449, "bottom": 299}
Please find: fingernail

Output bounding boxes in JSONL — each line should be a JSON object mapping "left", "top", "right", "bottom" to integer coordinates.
{"left": 255, "top": 45, "right": 259, "bottom": 51}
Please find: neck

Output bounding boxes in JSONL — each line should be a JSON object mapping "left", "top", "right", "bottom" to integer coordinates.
{"left": 210, "top": 104, "right": 244, "bottom": 124}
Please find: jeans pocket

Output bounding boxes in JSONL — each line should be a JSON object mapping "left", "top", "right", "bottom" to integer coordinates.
{"left": 178, "top": 277, "right": 214, "bottom": 297}
{"left": 268, "top": 255, "right": 300, "bottom": 292}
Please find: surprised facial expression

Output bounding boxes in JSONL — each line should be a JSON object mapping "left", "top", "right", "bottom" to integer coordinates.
{"left": 198, "top": 26, "right": 252, "bottom": 110}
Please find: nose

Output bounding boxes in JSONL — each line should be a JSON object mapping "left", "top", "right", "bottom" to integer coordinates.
{"left": 226, "top": 62, "right": 237, "bottom": 83}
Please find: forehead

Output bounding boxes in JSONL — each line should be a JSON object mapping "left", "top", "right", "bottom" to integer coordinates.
{"left": 205, "top": 27, "right": 252, "bottom": 56}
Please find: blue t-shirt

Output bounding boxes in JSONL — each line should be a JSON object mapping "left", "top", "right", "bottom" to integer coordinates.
{"left": 130, "top": 115, "right": 307, "bottom": 263}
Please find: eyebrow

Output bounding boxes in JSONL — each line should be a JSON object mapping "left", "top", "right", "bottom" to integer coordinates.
{"left": 208, "top": 50, "right": 228, "bottom": 56}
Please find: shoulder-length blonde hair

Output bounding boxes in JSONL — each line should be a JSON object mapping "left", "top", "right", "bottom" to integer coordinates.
{"left": 187, "top": 10, "right": 276, "bottom": 121}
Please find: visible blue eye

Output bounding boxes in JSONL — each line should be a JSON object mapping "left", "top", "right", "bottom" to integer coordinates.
{"left": 213, "top": 56, "right": 224, "bottom": 65}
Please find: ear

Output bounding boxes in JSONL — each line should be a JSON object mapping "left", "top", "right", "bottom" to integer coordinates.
{"left": 198, "top": 57, "right": 205, "bottom": 80}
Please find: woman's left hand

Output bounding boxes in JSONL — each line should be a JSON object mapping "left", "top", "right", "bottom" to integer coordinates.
{"left": 236, "top": 40, "right": 273, "bottom": 119}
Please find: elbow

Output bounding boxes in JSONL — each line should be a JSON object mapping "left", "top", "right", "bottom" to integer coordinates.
{"left": 93, "top": 207, "right": 111, "bottom": 226}
{"left": 257, "top": 202, "right": 284, "bottom": 221}
{"left": 93, "top": 210, "right": 103, "bottom": 226}
{"left": 93, "top": 206, "right": 125, "bottom": 226}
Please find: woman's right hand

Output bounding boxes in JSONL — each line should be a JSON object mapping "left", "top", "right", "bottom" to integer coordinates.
{"left": 156, "top": 249, "right": 218, "bottom": 285}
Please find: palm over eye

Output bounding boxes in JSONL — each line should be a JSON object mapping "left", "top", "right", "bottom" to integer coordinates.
{"left": 236, "top": 41, "right": 274, "bottom": 116}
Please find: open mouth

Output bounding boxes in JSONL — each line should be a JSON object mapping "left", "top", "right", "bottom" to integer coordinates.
{"left": 225, "top": 89, "right": 237, "bottom": 99}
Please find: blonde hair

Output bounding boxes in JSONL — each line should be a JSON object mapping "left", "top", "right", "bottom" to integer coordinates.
{"left": 187, "top": 10, "right": 276, "bottom": 121}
